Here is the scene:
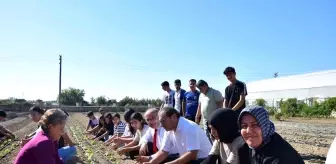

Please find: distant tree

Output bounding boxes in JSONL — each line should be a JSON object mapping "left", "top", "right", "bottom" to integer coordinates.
{"left": 96, "top": 96, "right": 107, "bottom": 105}
{"left": 107, "top": 99, "right": 117, "bottom": 106}
{"left": 82, "top": 100, "right": 89, "bottom": 106}
{"left": 36, "top": 99, "right": 43, "bottom": 104}
{"left": 255, "top": 99, "right": 266, "bottom": 107}
{"left": 15, "top": 99, "right": 27, "bottom": 104}
{"left": 57, "top": 87, "right": 85, "bottom": 106}
{"left": 90, "top": 97, "right": 96, "bottom": 105}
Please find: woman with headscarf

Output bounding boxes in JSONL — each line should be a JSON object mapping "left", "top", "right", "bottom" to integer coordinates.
{"left": 238, "top": 105, "right": 304, "bottom": 164}
{"left": 201, "top": 108, "right": 250, "bottom": 164}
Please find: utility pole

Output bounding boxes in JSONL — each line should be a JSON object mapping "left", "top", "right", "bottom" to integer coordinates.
{"left": 59, "top": 55, "right": 62, "bottom": 108}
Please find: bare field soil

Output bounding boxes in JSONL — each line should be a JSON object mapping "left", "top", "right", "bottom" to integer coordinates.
{"left": 0, "top": 112, "right": 335, "bottom": 164}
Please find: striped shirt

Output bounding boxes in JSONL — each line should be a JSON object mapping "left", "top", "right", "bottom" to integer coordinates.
{"left": 114, "top": 121, "right": 126, "bottom": 136}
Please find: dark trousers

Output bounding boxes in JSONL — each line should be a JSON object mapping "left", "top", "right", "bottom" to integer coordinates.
{"left": 185, "top": 115, "right": 196, "bottom": 122}
{"left": 188, "top": 158, "right": 206, "bottom": 164}
{"left": 129, "top": 142, "right": 158, "bottom": 160}
{"left": 130, "top": 142, "right": 179, "bottom": 163}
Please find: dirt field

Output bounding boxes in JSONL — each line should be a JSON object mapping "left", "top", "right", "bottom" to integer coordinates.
{"left": 0, "top": 112, "right": 335, "bottom": 164}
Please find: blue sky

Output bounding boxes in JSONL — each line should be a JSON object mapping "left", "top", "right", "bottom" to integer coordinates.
{"left": 0, "top": 0, "right": 335, "bottom": 101}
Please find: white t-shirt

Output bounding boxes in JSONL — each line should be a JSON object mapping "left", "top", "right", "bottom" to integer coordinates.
{"left": 140, "top": 126, "right": 177, "bottom": 154}
{"left": 162, "top": 90, "right": 175, "bottom": 108}
{"left": 122, "top": 124, "right": 132, "bottom": 137}
{"left": 134, "top": 124, "right": 150, "bottom": 143}
{"left": 161, "top": 117, "right": 212, "bottom": 159}
{"left": 209, "top": 137, "right": 244, "bottom": 164}
{"left": 174, "top": 90, "right": 182, "bottom": 112}
{"left": 326, "top": 137, "right": 336, "bottom": 164}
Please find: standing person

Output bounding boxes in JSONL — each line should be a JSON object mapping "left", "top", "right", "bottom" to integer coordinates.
{"left": 223, "top": 66, "right": 248, "bottom": 116}
{"left": 182, "top": 79, "right": 200, "bottom": 122}
{"left": 174, "top": 79, "right": 186, "bottom": 115}
{"left": 238, "top": 105, "right": 304, "bottom": 164}
{"left": 195, "top": 80, "right": 224, "bottom": 144}
{"left": 143, "top": 107, "right": 212, "bottom": 164}
{"left": 160, "top": 81, "right": 175, "bottom": 109}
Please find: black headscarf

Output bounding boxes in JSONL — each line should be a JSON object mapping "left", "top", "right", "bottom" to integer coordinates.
{"left": 209, "top": 108, "right": 240, "bottom": 143}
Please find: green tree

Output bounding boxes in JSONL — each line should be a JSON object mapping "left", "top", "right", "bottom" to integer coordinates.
{"left": 107, "top": 99, "right": 117, "bottom": 106}
{"left": 90, "top": 97, "right": 96, "bottom": 105}
{"left": 57, "top": 87, "right": 85, "bottom": 106}
{"left": 96, "top": 96, "right": 107, "bottom": 105}
{"left": 255, "top": 99, "right": 266, "bottom": 107}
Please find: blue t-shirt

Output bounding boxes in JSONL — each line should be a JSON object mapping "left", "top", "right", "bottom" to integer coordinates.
{"left": 183, "top": 90, "right": 200, "bottom": 117}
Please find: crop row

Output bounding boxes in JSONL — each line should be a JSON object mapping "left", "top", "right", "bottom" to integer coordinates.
{"left": 0, "top": 140, "right": 18, "bottom": 159}
{"left": 0, "top": 139, "right": 14, "bottom": 151}
{"left": 70, "top": 125, "right": 122, "bottom": 164}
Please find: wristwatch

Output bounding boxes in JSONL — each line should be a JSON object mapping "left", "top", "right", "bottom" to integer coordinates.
{"left": 148, "top": 155, "right": 153, "bottom": 160}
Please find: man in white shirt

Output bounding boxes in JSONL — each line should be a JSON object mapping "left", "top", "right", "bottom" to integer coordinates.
{"left": 160, "top": 81, "right": 175, "bottom": 108}
{"left": 136, "top": 108, "right": 178, "bottom": 163}
{"left": 174, "top": 79, "right": 186, "bottom": 115}
{"left": 143, "top": 107, "right": 212, "bottom": 164}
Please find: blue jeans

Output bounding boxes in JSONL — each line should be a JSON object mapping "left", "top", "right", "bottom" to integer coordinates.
{"left": 58, "top": 146, "right": 77, "bottom": 161}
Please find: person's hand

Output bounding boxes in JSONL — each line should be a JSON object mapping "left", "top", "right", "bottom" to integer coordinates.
{"left": 104, "top": 142, "right": 110, "bottom": 146}
{"left": 113, "top": 137, "right": 121, "bottom": 144}
{"left": 94, "top": 137, "right": 99, "bottom": 141}
{"left": 139, "top": 143, "right": 148, "bottom": 156}
{"left": 117, "top": 148, "right": 127, "bottom": 155}
{"left": 135, "top": 156, "right": 150, "bottom": 163}
{"left": 195, "top": 118, "right": 200, "bottom": 125}
{"left": 111, "top": 143, "right": 119, "bottom": 150}
{"left": 20, "top": 139, "right": 29, "bottom": 147}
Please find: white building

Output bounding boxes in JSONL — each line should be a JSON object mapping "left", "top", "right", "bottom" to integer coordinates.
{"left": 246, "top": 70, "right": 336, "bottom": 107}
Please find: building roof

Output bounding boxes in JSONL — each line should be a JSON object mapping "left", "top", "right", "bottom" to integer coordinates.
{"left": 247, "top": 69, "right": 336, "bottom": 93}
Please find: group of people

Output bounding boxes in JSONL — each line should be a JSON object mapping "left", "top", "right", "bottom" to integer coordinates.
{"left": 83, "top": 106, "right": 306, "bottom": 164}
{"left": 0, "top": 66, "right": 335, "bottom": 163}
{"left": 160, "top": 67, "right": 247, "bottom": 143}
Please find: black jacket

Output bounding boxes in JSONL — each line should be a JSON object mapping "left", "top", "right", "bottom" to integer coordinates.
{"left": 246, "top": 132, "right": 304, "bottom": 164}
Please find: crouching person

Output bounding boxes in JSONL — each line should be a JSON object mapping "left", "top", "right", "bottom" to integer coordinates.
{"left": 15, "top": 109, "right": 75, "bottom": 164}
{"left": 0, "top": 110, "right": 16, "bottom": 140}
{"left": 108, "top": 108, "right": 137, "bottom": 150}
{"left": 136, "top": 108, "right": 179, "bottom": 163}
{"left": 141, "top": 107, "right": 212, "bottom": 164}
{"left": 104, "top": 113, "right": 126, "bottom": 145}
{"left": 116, "top": 112, "right": 149, "bottom": 159}
{"left": 94, "top": 113, "right": 115, "bottom": 142}
{"left": 201, "top": 109, "right": 250, "bottom": 164}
